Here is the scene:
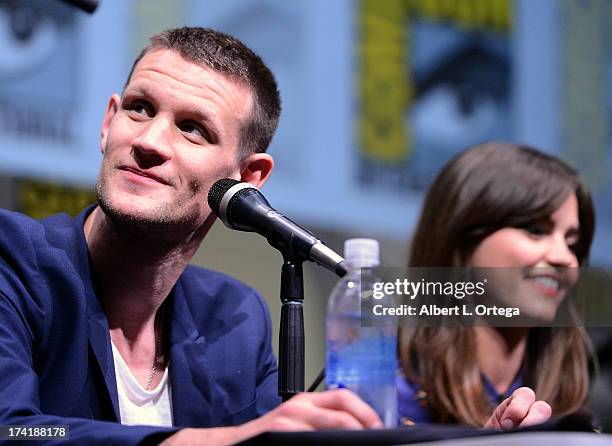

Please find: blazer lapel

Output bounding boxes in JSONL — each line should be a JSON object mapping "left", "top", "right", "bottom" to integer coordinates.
{"left": 77, "top": 213, "right": 120, "bottom": 422}
{"left": 87, "top": 309, "right": 120, "bottom": 421}
{"left": 168, "top": 279, "right": 225, "bottom": 427}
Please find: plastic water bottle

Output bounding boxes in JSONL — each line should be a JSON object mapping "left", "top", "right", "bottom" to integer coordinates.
{"left": 325, "top": 239, "right": 397, "bottom": 427}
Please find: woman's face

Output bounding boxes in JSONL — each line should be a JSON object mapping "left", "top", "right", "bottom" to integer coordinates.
{"left": 469, "top": 193, "right": 581, "bottom": 321}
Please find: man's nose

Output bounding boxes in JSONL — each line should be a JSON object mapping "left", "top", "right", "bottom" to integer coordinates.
{"left": 132, "top": 116, "right": 173, "bottom": 165}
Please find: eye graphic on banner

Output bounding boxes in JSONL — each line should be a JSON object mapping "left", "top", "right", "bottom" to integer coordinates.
{"left": 0, "top": 1, "right": 60, "bottom": 78}
{"left": 358, "top": 0, "right": 512, "bottom": 191}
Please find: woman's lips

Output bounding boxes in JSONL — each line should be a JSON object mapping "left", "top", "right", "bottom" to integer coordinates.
{"left": 525, "top": 275, "right": 562, "bottom": 298}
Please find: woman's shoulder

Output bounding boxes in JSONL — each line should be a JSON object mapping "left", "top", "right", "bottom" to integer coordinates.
{"left": 397, "top": 372, "right": 433, "bottom": 425}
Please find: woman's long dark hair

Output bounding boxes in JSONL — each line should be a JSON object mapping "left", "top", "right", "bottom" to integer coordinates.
{"left": 400, "top": 141, "right": 595, "bottom": 425}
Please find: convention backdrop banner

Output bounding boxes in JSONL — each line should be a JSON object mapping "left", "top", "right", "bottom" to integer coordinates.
{"left": 0, "top": 0, "right": 610, "bottom": 264}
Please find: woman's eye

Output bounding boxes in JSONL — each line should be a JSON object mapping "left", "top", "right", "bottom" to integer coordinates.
{"left": 523, "top": 223, "right": 548, "bottom": 237}
{"left": 566, "top": 236, "right": 582, "bottom": 254}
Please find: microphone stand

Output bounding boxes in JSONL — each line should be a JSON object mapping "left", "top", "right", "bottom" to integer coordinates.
{"left": 278, "top": 252, "right": 305, "bottom": 402}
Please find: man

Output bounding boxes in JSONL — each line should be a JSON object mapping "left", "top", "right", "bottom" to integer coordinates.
{"left": 0, "top": 27, "right": 550, "bottom": 445}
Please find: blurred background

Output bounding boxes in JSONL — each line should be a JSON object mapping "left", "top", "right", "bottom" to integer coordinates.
{"left": 0, "top": 0, "right": 610, "bottom": 430}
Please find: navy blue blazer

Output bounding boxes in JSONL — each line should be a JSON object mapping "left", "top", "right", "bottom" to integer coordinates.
{"left": 0, "top": 207, "right": 281, "bottom": 445}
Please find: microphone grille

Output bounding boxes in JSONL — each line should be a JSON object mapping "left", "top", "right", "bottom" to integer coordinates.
{"left": 208, "top": 178, "right": 240, "bottom": 216}
{"left": 227, "top": 186, "right": 261, "bottom": 211}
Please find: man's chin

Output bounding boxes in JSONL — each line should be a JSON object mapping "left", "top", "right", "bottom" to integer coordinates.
{"left": 97, "top": 196, "right": 198, "bottom": 234}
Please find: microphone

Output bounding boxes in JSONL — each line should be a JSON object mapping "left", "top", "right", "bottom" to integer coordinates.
{"left": 208, "top": 179, "right": 348, "bottom": 277}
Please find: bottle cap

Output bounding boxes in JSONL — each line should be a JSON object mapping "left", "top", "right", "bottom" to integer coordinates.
{"left": 344, "top": 238, "right": 380, "bottom": 268}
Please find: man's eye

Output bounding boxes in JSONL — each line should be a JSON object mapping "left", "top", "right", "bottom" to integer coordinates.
{"left": 179, "top": 121, "right": 210, "bottom": 142}
{"left": 126, "top": 100, "right": 153, "bottom": 117}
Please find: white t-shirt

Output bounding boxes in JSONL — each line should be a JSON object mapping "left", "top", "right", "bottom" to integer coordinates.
{"left": 111, "top": 341, "right": 173, "bottom": 427}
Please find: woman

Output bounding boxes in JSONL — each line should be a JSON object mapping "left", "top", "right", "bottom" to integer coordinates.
{"left": 398, "top": 141, "right": 595, "bottom": 426}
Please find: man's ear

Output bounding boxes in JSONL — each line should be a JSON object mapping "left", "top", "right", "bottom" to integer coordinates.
{"left": 239, "top": 153, "right": 274, "bottom": 188}
{"left": 100, "top": 94, "right": 121, "bottom": 154}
